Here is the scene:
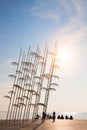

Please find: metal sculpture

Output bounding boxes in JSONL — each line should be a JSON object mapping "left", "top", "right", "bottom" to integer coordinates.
{"left": 4, "top": 43, "right": 60, "bottom": 124}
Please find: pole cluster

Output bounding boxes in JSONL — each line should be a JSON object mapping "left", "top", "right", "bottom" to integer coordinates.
{"left": 4, "top": 43, "right": 60, "bottom": 124}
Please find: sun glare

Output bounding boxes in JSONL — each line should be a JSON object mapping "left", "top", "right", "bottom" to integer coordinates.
{"left": 58, "top": 48, "right": 72, "bottom": 66}
{"left": 59, "top": 50, "right": 70, "bottom": 62}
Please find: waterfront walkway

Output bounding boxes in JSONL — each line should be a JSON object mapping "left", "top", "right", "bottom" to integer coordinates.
{"left": 0, "top": 119, "right": 87, "bottom": 130}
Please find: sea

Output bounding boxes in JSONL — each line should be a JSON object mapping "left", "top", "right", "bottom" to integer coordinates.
{"left": 0, "top": 111, "right": 87, "bottom": 120}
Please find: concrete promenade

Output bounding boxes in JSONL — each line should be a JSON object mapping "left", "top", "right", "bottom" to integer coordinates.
{"left": 0, "top": 119, "right": 87, "bottom": 130}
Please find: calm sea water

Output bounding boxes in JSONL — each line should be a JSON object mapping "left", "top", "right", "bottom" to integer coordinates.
{"left": 0, "top": 111, "right": 87, "bottom": 120}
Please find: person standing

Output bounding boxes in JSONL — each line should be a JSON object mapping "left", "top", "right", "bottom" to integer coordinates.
{"left": 41, "top": 111, "right": 46, "bottom": 122}
{"left": 52, "top": 111, "right": 56, "bottom": 122}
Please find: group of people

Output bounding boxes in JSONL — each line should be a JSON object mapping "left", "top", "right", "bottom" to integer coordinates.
{"left": 42, "top": 111, "right": 56, "bottom": 122}
{"left": 57, "top": 114, "right": 73, "bottom": 120}
{"left": 41, "top": 111, "right": 73, "bottom": 122}
{"left": 35, "top": 111, "right": 73, "bottom": 122}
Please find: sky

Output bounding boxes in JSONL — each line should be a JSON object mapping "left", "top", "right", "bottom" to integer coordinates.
{"left": 0, "top": 0, "right": 87, "bottom": 113}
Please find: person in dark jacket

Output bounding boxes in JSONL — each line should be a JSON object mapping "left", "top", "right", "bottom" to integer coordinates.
{"left": 52, "top": 111, "right": 56, "bottom": 122}
{"left": 42, "top": 111, "right": 46, "bottom": 122}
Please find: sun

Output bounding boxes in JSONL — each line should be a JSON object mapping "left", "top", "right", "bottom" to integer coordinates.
{"left": 58, "top": 48, "right": 72, "bottom": 66}
{"left": 59, "top": 50, "right": 70, "bottom": 62}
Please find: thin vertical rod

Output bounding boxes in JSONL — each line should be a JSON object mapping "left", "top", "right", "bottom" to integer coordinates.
{"left": 32, "top": 43, "right": 48, "bottom": 122}
{"left": 6, "top": 49, "right": 22, "bottom": 122}
{"left": 12, "top": 51, "right": 25, "bottom": 122}
{"left": 43, "top": 43, "right": 58, "bottom": 113}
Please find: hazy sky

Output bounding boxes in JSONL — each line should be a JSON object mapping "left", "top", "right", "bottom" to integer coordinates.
{"left": 0, "top": 0, "right": 87, "bottom": 113}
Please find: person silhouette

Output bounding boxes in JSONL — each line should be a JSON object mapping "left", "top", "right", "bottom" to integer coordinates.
{"left": 52, "top": 111, "right": 56, "bottom": 122}
{"left": 42, "top": 111, "right": 46, "bottom": 122}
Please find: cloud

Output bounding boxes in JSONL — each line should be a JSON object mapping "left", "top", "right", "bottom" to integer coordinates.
{"left": 28, "top": 0, "right": 87, "bottom": 21}
{"left": 28, "top": 0, "right": 87, "bottom": 49}
{"left": 30, "top": 9, "right": 59, "bottom": 20}
{"left": 59, "top": 0, "right": 87, "bottom": 18}
{"left": 56, "top": 22, "right": 87, "bottom": 50}
{"left": 52, "top": 0, "right": 87, "bottom": 45}
{"left": 29, "top": 0, "right": 60, "bottom": 20}
{"left": 58, "top": 15, "right": 86, "bottom": 36}
{"left": 71, "top": 0, "right": 87, "bottom": 17}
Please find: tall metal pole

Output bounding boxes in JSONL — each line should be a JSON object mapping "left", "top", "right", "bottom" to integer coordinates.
{"left": 6, "top": 49, "right": 22, "bottom": 122}
{"left": 43, "top": 43, "right": 58, "bottom": 113}
{"left": 32, "top": 44, "right": 48, "bottom": 122}
{"left": 11, "top": 51, "right": 25, "bottom": 122}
